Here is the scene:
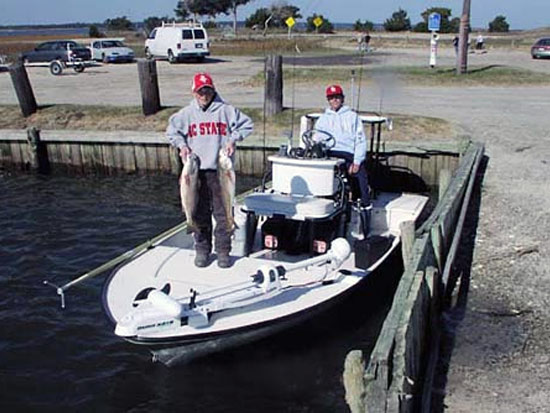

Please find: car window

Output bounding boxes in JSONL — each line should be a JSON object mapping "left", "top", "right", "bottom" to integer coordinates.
{"left": 148, "top": 29, "right": 157, "bottom": 39}
{"left": 182, "top": 29, "right": 193, "bottom": 40}
{"left": 542, "top": 39, "right": 550, "bottom": 46}
{"left": 36, "top": 43, "right": 53, "bottom": 51}
{"left": 93, "top": 41, "right": 101, "bottom": 49}
{"left": 194, "top": 29, "right": 205, "bottom": 39}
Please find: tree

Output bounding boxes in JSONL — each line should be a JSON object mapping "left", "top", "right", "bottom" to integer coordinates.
{"left": 488, "top": 15, "right": 509, "bottom": 32}
{"left": 245, "top": 3, "right": 301, "bottom": 29}
{"left": 104, "top": 16, "right": 134, "bottom": 31}
{"left": 226, "top": 0, "right": 253, "bottom": 35}
{"left": 306, "top": 14, "right": 334, "bottom": 34}
{"left": 354, "top": 19, "right": 374, "bottom": 32}
{"left": 143, "top": 16, "right": 170, "bottom": 33}
{"left": 383, "top": 8, "right": 411, "bottom": 32}
{"left": 245, "top": 8, "right": 271, "bottom": 28}
{"left": 174, "top": 1, "right": 191, "bottom": 21}
{"left": 89, "top": 24, "right": 103, "bottom": 38}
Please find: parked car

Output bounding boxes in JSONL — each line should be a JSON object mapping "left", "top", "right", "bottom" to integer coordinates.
{"left": 145, "top": 21, "right": 209, "bottom": 63}
{"left": 89, "top": 38, "right": 135, "bottom": 63}
{"left": 21, "top": 40, "right": 91, "bottom": 64}
{"left": 531, "top": 38, "right": 550, "bottom": 59}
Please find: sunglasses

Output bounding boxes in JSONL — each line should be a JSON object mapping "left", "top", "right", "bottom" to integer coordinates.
{"left": 327, "top": 95, "right": 343, "bottom": 100}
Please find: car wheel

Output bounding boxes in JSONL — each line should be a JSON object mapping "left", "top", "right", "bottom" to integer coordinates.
{"left": 145, "top": 47, "right": 153, "bottom": 60}
{"left": 73, "top": 64, "right": 85, "bottom": 73}
{"left": 49, "top": 61, "right": 63, "bottom": 76}
{"left": 168, "top": 50, "right": 176, "bottom": 64}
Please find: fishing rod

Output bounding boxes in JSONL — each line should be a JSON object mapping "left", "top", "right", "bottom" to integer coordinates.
{"left": 43, "top": 221, "right": 188, "bottom": 309}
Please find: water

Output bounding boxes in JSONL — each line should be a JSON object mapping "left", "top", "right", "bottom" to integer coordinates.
{"left": 0, "top": 172, "right": 399, "bottom": 411}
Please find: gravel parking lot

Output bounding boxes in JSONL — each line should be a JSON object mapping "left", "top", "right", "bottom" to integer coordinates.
{"left": 2, "top": 46, "right": 550, "bottom": 411}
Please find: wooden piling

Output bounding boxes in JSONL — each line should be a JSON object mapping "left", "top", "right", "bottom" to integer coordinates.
{"left": 438, "top": 169, "right": 452, "bottom": 201}
{"left": 26, "top": 127, "right": 49, "bottom": 173}
{"left": 400, "top": 220, "right": 415, "bottom": 270}
{"left": 264, "top": 54, "right": 283, "bottom": 116}
{"left": 137, "top": 59, "right": 161, "bottom": 116}
{"left": 9, "top": 63, "right": 37, "bottom": 117}
{"left": 343, "top": 350, "right": 366, "bottom": 413}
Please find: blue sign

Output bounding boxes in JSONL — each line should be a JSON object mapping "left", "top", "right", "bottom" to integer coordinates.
{"left": 428, "top": 12, "right": 441, "bottom": 31}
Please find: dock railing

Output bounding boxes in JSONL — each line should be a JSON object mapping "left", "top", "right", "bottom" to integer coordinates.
{"left": 343, "top": 140, "right": 484, "bottom": 413}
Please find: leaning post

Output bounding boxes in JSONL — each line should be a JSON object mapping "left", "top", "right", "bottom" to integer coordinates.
{"left": 137, "top": 58, "right": 161, "bottom": 116}
{"left": 264, "top": 54, "right": 283, "bottom": 116}
{"left": 9, "top": 62, "right": 37, "bottom": 117}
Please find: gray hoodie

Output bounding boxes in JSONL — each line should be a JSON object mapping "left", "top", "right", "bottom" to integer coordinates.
{"left": 166, "top": 94, "right": 254, "bottom": 169}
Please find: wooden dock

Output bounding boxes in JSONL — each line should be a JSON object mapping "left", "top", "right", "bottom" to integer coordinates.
{"left": 0, "top": 128, "right": 460, "bottom": 187}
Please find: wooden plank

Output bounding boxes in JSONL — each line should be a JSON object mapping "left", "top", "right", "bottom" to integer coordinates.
{"left": 365, "top": 234, "right": 431, "bottom": 411}
{"left": 169, "top": 146, "right": 181, "bottom": 175}
{"left": 120, "top": 145, "right": 136, "bottom": 173}
{"left": 0, "top": 142, "right": 12, "bottom": 167}
{"left": 156, "top": 145, "right": 172, "bottom": 173}
{"left": 102, "top": 144, "right": 116, "bottom": 175}
{"left": 134, "top": 144, "right": 148, "bottom": 173}
{"left": 110, "top": 144, "right": 123, "bottom": 172}
{"left": 421, "top": 266, "right": 441, "bottom": 413}
{"left": 80, "top": 144, "right": 95, "bottom": 174}
{"left": 69, "top": 143, "right": 83, "bottom": 174}
{"left": 145, "top": 145, "right": 159, "bottom": 172}
{"left": 10, "top": 141, "right": 23, "bottom": 168}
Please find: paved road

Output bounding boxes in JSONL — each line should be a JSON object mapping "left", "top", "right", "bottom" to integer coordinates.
{"left": 2, "top": 47, "right": 550, "bottom": 411}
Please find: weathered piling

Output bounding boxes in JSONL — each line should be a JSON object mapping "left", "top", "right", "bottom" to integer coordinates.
{"left": 264, "top": 54, "right": 283, "bottom": 116}
{"left": 9, "top": 63, "right": 37, "bottom": 117}
{"left": 26, "top": 127, "right": 50, "bottom": 173}
{"left": 137, "top": 59, "right": 161, "bottom": 116}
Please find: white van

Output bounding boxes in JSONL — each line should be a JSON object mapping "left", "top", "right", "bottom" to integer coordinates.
{"left": 145, "top": 21, "right": 210, "bottom": 63}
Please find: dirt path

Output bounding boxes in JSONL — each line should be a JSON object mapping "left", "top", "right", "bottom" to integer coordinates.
{"left": 2, "top": 47, "right": 550, "bottom": 411}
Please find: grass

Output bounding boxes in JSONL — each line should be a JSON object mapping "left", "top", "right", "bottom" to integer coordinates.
{"left": 0, "top": 104, "right": 460, "bottom": 147}
{"left": 245, "top": 64, "right": 550, "bottom": 87}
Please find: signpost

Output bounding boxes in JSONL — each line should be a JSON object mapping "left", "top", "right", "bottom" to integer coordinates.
{"left": 428, "top": 12, "right": 441, "bottom": 68}
{"left": 313, "top": 16, "right": 323, "bottom": 33}
{"left": 285, "top": 16, "right": 295, "bottom": 38}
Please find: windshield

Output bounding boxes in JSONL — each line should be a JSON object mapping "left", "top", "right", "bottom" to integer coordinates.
{"left": 103, "top": 40, "right": 125, "bottom": 48}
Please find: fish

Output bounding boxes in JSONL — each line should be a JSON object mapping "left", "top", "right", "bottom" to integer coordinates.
{"left": 179, "top": 153, "right": 200, "bottom": 233}
{"left": 218, "top": 150, "right": 236, "bottom": 232}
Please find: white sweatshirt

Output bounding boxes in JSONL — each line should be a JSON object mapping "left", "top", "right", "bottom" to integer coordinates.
{"left": 315, "top": 105, "right": 367, "bottom": 164}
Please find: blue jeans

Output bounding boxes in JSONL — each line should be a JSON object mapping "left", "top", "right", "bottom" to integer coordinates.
{"left": 329, "top": 150, "right": 370, "bottom": 205}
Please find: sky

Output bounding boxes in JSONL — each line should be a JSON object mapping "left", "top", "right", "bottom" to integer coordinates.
{"left": 0, "top": 0, "right": 548, "bottom": 30}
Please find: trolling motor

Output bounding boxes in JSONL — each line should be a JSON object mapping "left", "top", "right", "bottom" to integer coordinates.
{"left": 115, "top": 238, "right": 352, "bottom": 336}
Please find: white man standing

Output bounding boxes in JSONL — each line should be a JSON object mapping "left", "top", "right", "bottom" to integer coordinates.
{"left": 166, "top": 73, "right": 254, "bottom": 268}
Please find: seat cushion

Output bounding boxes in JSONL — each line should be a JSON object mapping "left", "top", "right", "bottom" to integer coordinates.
{"left": 243, "top": 193, "right": 335, "bottom": 220}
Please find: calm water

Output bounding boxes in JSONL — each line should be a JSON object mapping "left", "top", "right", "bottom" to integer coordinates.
{"left": 0, "top": 172, "right": 399, "bottom": 412}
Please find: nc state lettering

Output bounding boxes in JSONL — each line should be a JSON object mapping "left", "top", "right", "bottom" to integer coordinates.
{"left": 188, "top": 122, "right": 228, "bottom": 138}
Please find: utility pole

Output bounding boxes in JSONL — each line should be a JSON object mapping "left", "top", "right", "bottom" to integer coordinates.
{"left": 457, "top": 0, "right": 471, "bottom": 74}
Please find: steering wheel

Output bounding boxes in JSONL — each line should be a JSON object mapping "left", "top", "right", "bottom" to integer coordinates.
{"left": 301, "top": 128, "right": 336, "bottom": 157}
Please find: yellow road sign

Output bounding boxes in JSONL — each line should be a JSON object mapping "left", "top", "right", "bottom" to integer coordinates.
{"left": 313, "top": 16, "right": 323, "bottom": 28}
{"left": 285, "top": 17, "right": 295, "bottom": 28}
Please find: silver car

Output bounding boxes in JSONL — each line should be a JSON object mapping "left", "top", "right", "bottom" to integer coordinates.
{"left": 90, "top": 38, "right": 135, "bottom": 63}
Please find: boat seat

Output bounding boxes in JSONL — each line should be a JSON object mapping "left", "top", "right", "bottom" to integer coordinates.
{"left": 243, "top": 192, "right": 336, "bottom": 221}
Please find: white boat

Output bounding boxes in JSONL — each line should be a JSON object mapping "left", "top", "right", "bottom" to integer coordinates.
{"left": 101, "top": 122, "right": 428, "bottom": 366}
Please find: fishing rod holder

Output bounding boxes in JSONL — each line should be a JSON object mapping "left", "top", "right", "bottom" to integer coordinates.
{"left": 43, "top": 280, "right": 66, "bottom": 309}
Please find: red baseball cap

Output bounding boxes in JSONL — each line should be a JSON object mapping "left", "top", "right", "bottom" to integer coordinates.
{"left": 191, "top": 72, "right": 215, "bottom": 93}
{"left": 326, "top": 84, "right": 343, "bottom": 97}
